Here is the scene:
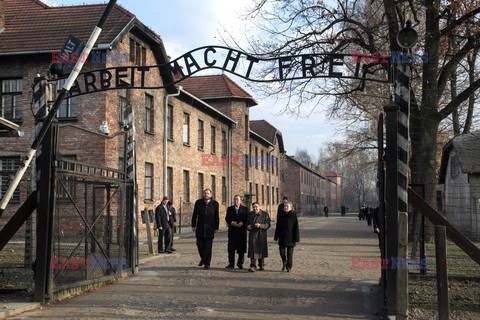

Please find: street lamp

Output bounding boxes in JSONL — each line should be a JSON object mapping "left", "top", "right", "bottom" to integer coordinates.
{"left": 397, "top": 20, "right": 418, "bottom": 49}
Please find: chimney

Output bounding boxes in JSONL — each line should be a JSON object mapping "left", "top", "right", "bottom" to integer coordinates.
{"left": 0, "top": 0, "right": 4, "bottom": 32}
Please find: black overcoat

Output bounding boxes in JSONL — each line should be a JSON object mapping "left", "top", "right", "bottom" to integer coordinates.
{"left": 274, "top": 210, "right": 300, "bottom": 247}
{"left": 155, "top": 205, "right": 169, "bottom": 229}
{"left": 247, "top": 210, "right": 271, "bottom": 259}
{"left": 225, "top": 205, "right": 248, "bottom": 253}
{"left": 191, "top": 199, "right": 220, "bottom": 239}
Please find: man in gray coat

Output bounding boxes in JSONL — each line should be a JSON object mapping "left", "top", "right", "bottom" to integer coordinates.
{"left": 247, "top": 202, "right": 271, "bottom": 272}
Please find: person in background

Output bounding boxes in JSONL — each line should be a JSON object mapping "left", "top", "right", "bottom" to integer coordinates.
{"left": 225, "top": 195, "right": 248, "bottom": 269}
{"left": 167, "top": 201, "right": 177, "bottom": 252}
{"left": 274, "top": 202, "right": 299, "bottom": 272}
{"left": 341, "top": 205, "right": 346, "bottom": 217}
{"left": 155, "top": 196, "right": 172, "bottom": 254}
{"left": 277, "top": 196, "right": 289, "bottom": 217}
{"left": 366, "top": 205, "right": 372, "bottom": 226}
{"left": 247, "top": 202, "right": 271, "bottom": 272}
{"left": 323, "top": 204, "right": 329, "bottom": 217}
{"left": 191, "top": 189, "right": 219, "bottom": 270}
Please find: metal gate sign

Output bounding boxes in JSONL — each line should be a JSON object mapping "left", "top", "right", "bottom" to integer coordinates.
{"left": 61, "top": 45, "right": 392, "bottom": 98}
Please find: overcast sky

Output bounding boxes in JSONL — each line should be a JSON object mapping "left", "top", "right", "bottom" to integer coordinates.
{"left": 45, "top": 0, "right": 340, "bottom": 158}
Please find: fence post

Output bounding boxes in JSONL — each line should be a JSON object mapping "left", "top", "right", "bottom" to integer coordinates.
{"left": 179, "top": 197, "right": 182, "bottom": 234}
{"left": 384, "top": 103, "right": 399, "bottom": 316}
{"left": 435, "top": 225, "right": 449, "bottom": 320}
{"left": 144, "top": 208, "right": 154, "bottom": 255}
{"left": 397, "top": 211, "right": 408, "bottom": 319}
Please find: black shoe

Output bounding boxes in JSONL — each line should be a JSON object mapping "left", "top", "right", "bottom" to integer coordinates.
{"left": 237, "top": 265, "right": 243, "bottom": 270}
{"left": 170, "top": 248, "right": 176, "bottom": 251}
{"left": 158, "top": 250, "right": 164, "bottom": 254}
{"left": 198, "top": 260, "right": 204, "bottom": 267}
{"left": 203, "top": 265, "right": 210, "bottom": 270}
{"left": 225, "top": 265, "right": 234, "bottom": 269}
{"left": 165, "top": 250, "right": 173, "bottom": 254}
{"left": 282, "top": 261, "right": 287, "bottom": 271}
{"left": 287, "top": 268, "right": 291, "bottom": 272}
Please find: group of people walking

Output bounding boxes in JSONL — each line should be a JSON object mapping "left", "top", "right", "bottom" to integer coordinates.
{"left": 190, "top": 189, "right": 300, "bottom": 272}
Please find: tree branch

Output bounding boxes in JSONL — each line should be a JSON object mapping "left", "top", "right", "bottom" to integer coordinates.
{"left": 440, "top": 77, "right": 480, "bottom": 119}
{"left": 439, "top": 7, "right": 480, "bottom": 38}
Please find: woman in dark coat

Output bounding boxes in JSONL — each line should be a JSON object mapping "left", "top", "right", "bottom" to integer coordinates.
{"left": 247, "top": 202, "right": 271, "bottom": 272}
{"left": 274, "top": 202, "right": 299, "bottom": 272}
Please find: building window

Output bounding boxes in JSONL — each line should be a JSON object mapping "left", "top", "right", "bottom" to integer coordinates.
{"left": 245, "top": 114, "right": 249, "bottom": 140}
{"left": 145, "top": 163, "right": 153, "bottom": 201}
{"left": 276, "top": 188, "right": 279, "bottom": 205}
{"left": 167, "top": 104, "right": 173, "bottom": 140}
{"left": 130, "top": 38, "right": 146, "bottom": 66}
{"left": 221, "top": 130, "right": 227, "bottom": 156}
{"left": 183, "top": 113, "right": 190, "bottom": 145}
{"left": 276, "top": 157, "right": 279, "bottom": 175}
{"left": 198, "top": 173, "right": 204, "bottom": 199}
{"left": 255, "top": 147, "right": 258, "bottom": 169}
{"left": 56, "top": 79, "right": 78, "bottom": 119}
{"left": 249, "top": 182, "right": 253, "bottom": 197}
{"left": 261, "top": 150, "right": 264, "bottom": 171}
{"left": 119, "top": 84, "right": 129, "bottom": 124}
{"left": 145, "top": 94, "right": 154, "bottom": 133}
{"left": 198, "top": 120, "right": 204, "bottom": 150}
{"left": 167, "top": 167, "right": 173, "bottom": 200}
{"left": 211, "top": 126, "right": 216, "bottom": 154}
{"left": 57, "top": 155, "right": 77, "bottom": 200}
{"left": 183, "top": 170, "right": 190, "bottom": 203}
{"left": 222, "top": 176, "right": 227, "bottom": 203}
{"left": 142, "top": 47, "right": 147, "bottom": 66}
{"left": 136, "top": 42, "right": 141, "bottom": 65}
{"left": 211, "top": 175, "right": 216, "bottom": 199}
{"left": 255, "top": 183, "right": 259, "bottom": 202}
{"left": 267, "top": 185, "right": 270, "bottom": 205}
{"left": 249, "top": 143, "right": 252, "bottom": 167}
{"left": 261, "top": 185, "right": 265, "bottom": 204}
{"left": 245, "top": 160, "right": 249, "bottom": 180}
{"left": 0, "top": 157, "right": 20, "bottom": 202}
{"left": 266, "top": 152, "right": 270, "bottom": 172}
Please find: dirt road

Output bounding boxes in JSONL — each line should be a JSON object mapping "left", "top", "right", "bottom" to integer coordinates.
{"left": 13, "top": 215, "right": 382, "bottom": 319}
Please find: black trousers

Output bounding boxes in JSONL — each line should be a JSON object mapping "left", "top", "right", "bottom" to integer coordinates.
{"left": 196, "top": 237, "right": 213, "bottom": 267}
{"left": 279, "top": 245, "right": 294, "bottom": 269}
{"left": 228, "top": 251, "right": 245, "bottom": 267}
{"left": 157, "top": 225, "right": 172, "bottom": 252}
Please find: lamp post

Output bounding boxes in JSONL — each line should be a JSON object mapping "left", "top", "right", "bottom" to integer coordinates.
{"left": 385, "top": 20, "right": 417, "bottom": 319}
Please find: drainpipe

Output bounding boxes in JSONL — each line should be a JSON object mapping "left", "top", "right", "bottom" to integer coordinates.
{"left": 164, "top": 86, "right": 182, "bottom": 198}
{"left": 228, "top": 125, "right": 233, "bottom": 207}
{"left": 269, "top": 145, "right": 276, "bottom": 216}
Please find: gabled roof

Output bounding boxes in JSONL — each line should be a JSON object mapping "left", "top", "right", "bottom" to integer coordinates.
{"left": 249, "top": 120, "right": 285, "bottom": 153}
{"left": 439, "top": 131, "right": 480, "bottom": 184}
{"left": 324, "top": 172, "right": 341, "bottom": 177}
{"left": 0, "top": 0, "right": 134, "bottom": 54}
{"left": 286, "top": 155, "right": 326, "bottom": 180}
{"left": 180, "top": 75, "right": 257, "bottom": 106}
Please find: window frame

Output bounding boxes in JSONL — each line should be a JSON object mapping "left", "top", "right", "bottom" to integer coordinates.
{"left": 144, "top": 162, "right": 154, "bottom": 201}
{"left": 183, "top": 112, "right": 190, "bottom": 145}
{"left": 145, "top": 94, "right": 154, "bottom": 134}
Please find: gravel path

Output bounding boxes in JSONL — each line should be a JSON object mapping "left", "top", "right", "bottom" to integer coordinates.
{"left": 12, "top": 215, "right": 382, "bottom": 319}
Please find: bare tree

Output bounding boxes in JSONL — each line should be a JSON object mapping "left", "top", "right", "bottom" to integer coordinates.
{"left": 226, "top": 0, "right": 480, "bottom": 205}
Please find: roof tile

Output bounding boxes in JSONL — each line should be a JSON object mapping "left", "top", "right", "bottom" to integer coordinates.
{"left": 0, "top": 0, "right": 134, "bottom": 54}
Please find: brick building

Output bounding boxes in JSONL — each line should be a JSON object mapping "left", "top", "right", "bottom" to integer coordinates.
{"left": 0, "top": 0, "right": 285, "bottom": 244}
{"left": 281, "top": 155, "right": 341, "bottom": 215}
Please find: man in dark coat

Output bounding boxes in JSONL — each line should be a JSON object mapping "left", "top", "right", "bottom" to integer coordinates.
{"left": 247, "top": 202, "right": 271, "bottom": 272}
{"left": 225, "top": 195, "right": 248, "bottom": 269}
{"left": 277, "top": 196, "right": 288, "bottom": 217}
{"left": 167, "top": 201, "right": 177, "bottom": 251}
{"left": 274, "top": 201, "right": 300, "bottom": 272}
{"left": 155, "top": 196, "right": 172, "bottom": 254}
{"left": 191, "top": 188, "right": 219, "bottom": 269}
{"left": 323, "top": 204, "right": 329, "bottom": 217}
